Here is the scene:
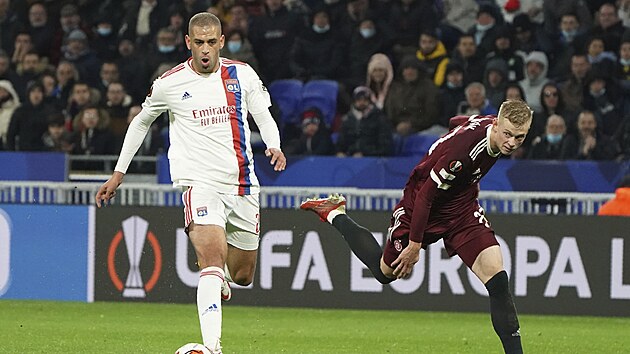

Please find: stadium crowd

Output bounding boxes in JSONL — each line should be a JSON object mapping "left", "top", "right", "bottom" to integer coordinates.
{"left": 0, "top": 0, "right": 629, "bottom": 162}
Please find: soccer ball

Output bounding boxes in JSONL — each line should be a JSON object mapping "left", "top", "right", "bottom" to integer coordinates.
{"left": 175, "top": 343, "right": 212, "bottom": 354}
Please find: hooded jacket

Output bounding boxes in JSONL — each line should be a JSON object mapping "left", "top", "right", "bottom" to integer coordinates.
{"left": 519, "top": 51, "right": 549, "bottom": 112}
{"left": 483, "top": 58, "right": 509, "bottom": 108}
{"left": 416, "top": 40, "right": 449, "bottom": 87}
{"left": 366, "top": 53, "right": 394, "bottom": 109}
{"left": 0, "top": 80, "right": 20, "bottom": 146}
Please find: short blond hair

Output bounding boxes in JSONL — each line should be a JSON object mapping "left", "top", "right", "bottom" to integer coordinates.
{"left": 497, "top": 99, "right": 533, "bottom": 127}
{"left": 189, "top": 12, "right": 222, "bottom": 35}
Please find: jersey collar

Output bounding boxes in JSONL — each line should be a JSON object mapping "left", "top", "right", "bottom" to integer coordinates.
{"left": 485, "top": 125, "right": 501, "bottom": 157}
{"left": 186, "top": 57, "right": 222, "bottom": 77}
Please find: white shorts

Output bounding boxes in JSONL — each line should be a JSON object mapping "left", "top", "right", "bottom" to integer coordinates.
{"left": 182, "top": 186, "right": 260, "bottom": 251}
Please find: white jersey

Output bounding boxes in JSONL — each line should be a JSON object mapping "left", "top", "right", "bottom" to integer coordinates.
{"left": 115, "top": 57, "right": 281, "bottom": 195}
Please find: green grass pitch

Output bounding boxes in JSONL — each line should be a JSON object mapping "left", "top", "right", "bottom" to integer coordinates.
{"left": 1, "top": 300, "right": 629, "bottom": 353}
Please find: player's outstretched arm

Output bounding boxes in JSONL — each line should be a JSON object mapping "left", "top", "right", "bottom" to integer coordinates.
{"left": 265, "top": 148, "right": 286, "bottom": 171}
{"left": 95, "top": 171, "right": 124, "bottom": 208}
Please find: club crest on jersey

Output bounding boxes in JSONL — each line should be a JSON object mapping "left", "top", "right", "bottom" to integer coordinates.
{"left": 196, "top": 207, "right": 208, "bottom": 217}
{"left": 225, "top": 79, "right": 240, "bottom": 92}
{"left": 449, "top": 160, "right": 463, "bottom": 173}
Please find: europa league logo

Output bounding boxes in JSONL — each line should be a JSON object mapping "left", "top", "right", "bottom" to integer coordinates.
{"left": 122, "top": 216, "right": 148, "bottom": 297}
{"left": 107, "top": 216, "right": 162, "bottom": 298}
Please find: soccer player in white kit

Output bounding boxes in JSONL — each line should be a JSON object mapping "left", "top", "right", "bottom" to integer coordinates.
{"left": 95, "top": 13, "right": 286, "bottom": 353}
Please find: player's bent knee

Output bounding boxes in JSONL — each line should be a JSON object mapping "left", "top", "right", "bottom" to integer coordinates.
{"left": 231, "top": 267, "right": 255, "bottom": 286}
{"left": 379, "top": 259, "right": 395, "bottom": 279}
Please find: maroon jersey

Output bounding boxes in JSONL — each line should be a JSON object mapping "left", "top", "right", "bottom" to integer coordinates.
{"left": 398, "top": 115, "right": 501, "bottom": 243}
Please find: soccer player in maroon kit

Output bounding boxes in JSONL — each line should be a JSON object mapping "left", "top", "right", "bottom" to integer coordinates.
{"left": 301, "top": 100, "right": 533, "bottom": 354}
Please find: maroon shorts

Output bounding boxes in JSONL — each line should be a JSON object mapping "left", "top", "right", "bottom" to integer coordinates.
{"left": 382, "top": 205, "right": 498, "bottom": 268}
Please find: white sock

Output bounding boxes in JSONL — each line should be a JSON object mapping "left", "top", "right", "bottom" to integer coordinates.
{"left": 327, "top": 209, "right": 344, "bottom": 224}
{"left": 197, "top": 266, "right": 224, "bottom": 351}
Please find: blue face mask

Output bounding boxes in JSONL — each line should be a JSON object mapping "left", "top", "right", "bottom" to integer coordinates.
{"left": 227, "top": 41, "right": 242, "bottom": 53}
{"left": 158, "top": 45, "right": 175, "bottom": 53}
{"left": 546, "top": 133, "right": 563, "bottom": 144}
{"left": 620, "top": 58, "right": 630, "bottom": 66}
{"left": 360, "top": 28, "right": 375, "bottom": 39}
{"left": 446, "top": 81, "right": 461, "bottom": 89}
{"left": 96, "top": 27, "right": 112, "bottom": 36}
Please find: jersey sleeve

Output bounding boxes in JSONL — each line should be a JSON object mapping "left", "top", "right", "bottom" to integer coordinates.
{"left": 245, "top": 66, "right": 281, "bottom": 150}
{"left": 114, "top": 80, "right": 168, "bottom": 173}
{"left": 448, "top": 115, "right": 471, "bottom": 130}
{"left": 409, "top": 137, "right": 471, "bottom": 243}
{"left": 244, "top": 66, "right": 272, "bottom": 115}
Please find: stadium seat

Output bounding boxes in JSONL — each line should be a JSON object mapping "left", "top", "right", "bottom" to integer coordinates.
{"left": 399, "top": 133, "right": 440, "bottom": 156}
{"left": 300, "top": 80, "right": 338, "bottom": 127}
{"left": 268, "top": 79, "right": 304, "bottom": 127}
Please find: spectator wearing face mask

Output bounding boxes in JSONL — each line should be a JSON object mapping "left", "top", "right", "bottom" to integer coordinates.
{"left": 220, "top": 29, "right": 259, "bottom": 72}
{"left": 527, "top": 114, "right": 576, "bottom": 160}
{"left": 146, "top": 27, "right": 189, "bottom": 79}
{"left": 343, "top": 17, "right": 391, "bottom": 90}
{"left": 288, "top": 9, "right": 343, "bottom": 81}
{"left": 467, "top": 4, "right": 502, "bottom": 58}
{"left": 582, "top": 69, "right": 623, "bottom": 136}
{"left": 91, "top": 15, "right": 119, "bottom": 61}
{"left": 337, "top": 86, "right": 392, "bottom": 157}
{"left": 62, "top": 29, "right": 102, "bottom": 88}
{"left": 438, "top": 63, "right": 466, "bottom": 127}
{"left": 50, "top": 3, "right": 93, "bottom": 65}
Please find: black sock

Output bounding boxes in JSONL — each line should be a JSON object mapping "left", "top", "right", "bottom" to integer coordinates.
{"left": 331, "top": 214, "right": 394, "bottom": 284}
{"left": 485, "top": 270, "right": 523, "bottom": 354}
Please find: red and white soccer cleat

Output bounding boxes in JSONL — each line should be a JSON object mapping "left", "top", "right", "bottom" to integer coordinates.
{"left": 221, "top": 278, "right": 231, "bottom": 301}
{"left": 299, "top": 194, "right": 346, "bottom": 222}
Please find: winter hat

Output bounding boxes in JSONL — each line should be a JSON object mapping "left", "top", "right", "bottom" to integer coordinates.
{"left": 513, "top": 14, "right": 533, "bottom": 33}
{"left": 445, "top": 62, "right": 464, "bottom": 76}
{"left": 301, "top": 107, "right": 322, "bottom": 127}
{"left": 352, "top": 86, "right": 372, "bottom": 101}
{"left": 68, "top": 29, "right": 88, "bottom": 41}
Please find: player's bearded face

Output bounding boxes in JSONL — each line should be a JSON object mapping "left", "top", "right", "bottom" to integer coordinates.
{"left": 186, "top": 25, "right": 224, "bottom": 73}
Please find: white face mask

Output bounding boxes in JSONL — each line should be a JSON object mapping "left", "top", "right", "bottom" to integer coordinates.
{"left": 312, "top": 24, "right": 330, "bottom": 34}
{"left": 562, "top": 30, "right": 577, "bottom": 39}
{"left": 621, "top": 58, "right": 630, "bottom": 66}
{"left": 446, "top": 81, "right": 461, "bottom": 89}
{"left": 360, "top": 28, "right": 375, "bottom": 39}
{"left": 476, "top": 22, "right": 494, "bottom": 32}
